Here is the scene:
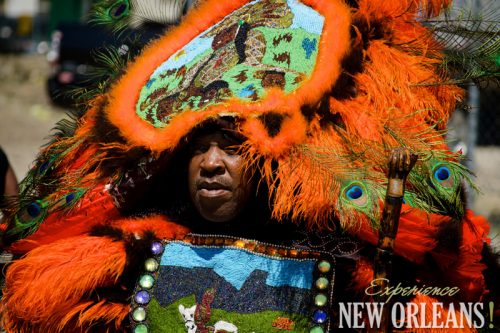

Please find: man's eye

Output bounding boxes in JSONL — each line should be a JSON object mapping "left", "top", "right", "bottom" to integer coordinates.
{"left": 224, "top": 146, "right": 240, "bottom": 155}
{"left": 191, "top": 144, "right": 208, "bottom": 155}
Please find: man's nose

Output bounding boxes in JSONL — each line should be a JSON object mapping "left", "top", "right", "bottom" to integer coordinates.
{"left": 200, "top": 146, "right": 225, "bottom": 175}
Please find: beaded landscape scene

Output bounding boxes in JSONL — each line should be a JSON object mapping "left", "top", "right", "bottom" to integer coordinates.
{"left": 136, "top": 0, "right": 324, "bottom": 127}
{"left": 131, "top": 236, "right": 335, "bottom": 332}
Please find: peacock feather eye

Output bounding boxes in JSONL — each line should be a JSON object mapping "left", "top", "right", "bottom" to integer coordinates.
{"left": 65, "top": 192, "right": 76, "bottom": 204}
{"left": 38, "top": 160, "right": 50, "bottom": 174}
{"left": 27, "top": 201, "right": 42, "bottom": 218}
{"left": 37, "top": 156, "right": 57, "bottom": 177}
{"left": 62, "top": 189, "right": 85, "bottom": 207}
{"left": 108, "top": 0, "right": 130, "bottom": 19}
{"left": 434, "top": 166, "right": 451, "bottom": 182}
{"left": 14, "top": 200, "right": 49, "bottom": 235}
{"left": 346, "top": 185, "right": 363, "bottom": 200}
{"left": 39, "top": 189, "right": 87, "bottom": 213}
{"left": 432, "top": 164, "right": 455, "bottom": 188}
{"left": 344, "top": 182, "right": 368, "bottom": 207}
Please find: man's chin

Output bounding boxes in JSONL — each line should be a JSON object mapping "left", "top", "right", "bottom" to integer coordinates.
{"left": 196, "top": 199, "right": 240, "bottom": 223}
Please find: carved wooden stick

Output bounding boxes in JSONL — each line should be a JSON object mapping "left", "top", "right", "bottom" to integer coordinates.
{"left": 373, "top": 148, "right": 417, "bottom": 332}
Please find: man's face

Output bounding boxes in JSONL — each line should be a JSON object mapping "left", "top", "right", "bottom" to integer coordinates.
{"left": 188, "top": 130, "right": 253, "bottom": 223}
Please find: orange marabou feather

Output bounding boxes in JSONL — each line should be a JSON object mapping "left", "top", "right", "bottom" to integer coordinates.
{"left": 1, "top": 236, "right": 127, "bottom": 332}
{"left": 108, "top": 214, "right": 190, "bottom": 240}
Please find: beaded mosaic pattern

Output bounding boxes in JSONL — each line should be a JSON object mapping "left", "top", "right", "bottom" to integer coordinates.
{"left": 130, "top": 235, "right": 335, "bottom": 333}
{"left": 136, "top": 0, "right": 324, "bottom": 127}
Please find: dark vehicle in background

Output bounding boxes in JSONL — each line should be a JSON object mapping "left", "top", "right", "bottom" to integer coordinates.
{"left": 0, "top": 16, "right": 33, "bottom": 53}
{"left": 46, "top": 23, "right": 165, "bottom": 107}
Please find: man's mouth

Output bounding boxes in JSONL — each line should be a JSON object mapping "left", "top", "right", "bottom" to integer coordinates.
{"left": 197, "top": 181, "right": 231, "bottom": 197}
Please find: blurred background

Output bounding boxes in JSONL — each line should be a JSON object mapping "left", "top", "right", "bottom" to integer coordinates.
{"left": 0, "top": 0, "right": 498, "bottom": 243}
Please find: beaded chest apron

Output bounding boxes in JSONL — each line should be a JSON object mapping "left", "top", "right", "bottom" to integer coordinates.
{"left": 130, "top": 234, "right": 338, "bottom": 333}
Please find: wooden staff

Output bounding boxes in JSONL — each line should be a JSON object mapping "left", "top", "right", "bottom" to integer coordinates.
{"left": 373, "top": 148, "right": 417, "bottom": 332}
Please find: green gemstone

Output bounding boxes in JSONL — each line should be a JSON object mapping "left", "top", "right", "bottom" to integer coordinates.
{"left": 132, "top": 307, "right": 146, "bottom": 322}
{"left": 139, "top": 275, "right": 154, "bottom": 289}
{"left": 144, "top": 258, "right": 159, "bottom": 272}
{"left": 317, "top": 260, "right": 331, "bottom": 273}
{"left": 315, "top": 277, "right": 329, "bottom": 290}
{"left": 134, "top": 324, "right": 148, "bottom": 333}
{"left": 310, "top": 326, "right": 324, "bottom": 333}
{"left": 315, "top": 293, "right": 328, "bottom": 306}
{"left": 139, "top": 274, "right": 155, "bottom": 289}
{"left": 238, "top": 19, "right": 245, "bottom": 25}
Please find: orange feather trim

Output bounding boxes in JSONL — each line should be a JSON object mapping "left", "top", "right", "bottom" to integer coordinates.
{"left": 1, "top": 236, "right": 127, "bottom": 332}
{"left": 419, "top": 0, "right": 452, "bottom": 17}
{"left": 107, "top": 214, "right": 190, "bottom": 240}
{"left": 58, "top": 301, "right": 129, "bottom": 332}
{"left": 269, "top": 125, "right": 351, "bottom": 228}
{"left": 104, "top": 0, "right": 351, "bottom": 153}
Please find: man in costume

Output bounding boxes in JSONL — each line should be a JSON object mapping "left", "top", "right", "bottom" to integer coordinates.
{"left": 0, "top": 0, "right": 498, "bottom": 332}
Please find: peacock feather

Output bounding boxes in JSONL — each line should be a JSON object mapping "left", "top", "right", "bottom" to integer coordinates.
{"left": 405, "top": 155, "right": 477, "bottom": 219}
{"left": 71, "top": 43, "right": 132, "bottom": 105}
{"left": 91, "top": 0, "right": 188, "bottom": 32}
{"left": 292, "top": 137, "right": 388, "bottom": 230}
{"left": 424, "top": 1, "right": 500, "bottom": 85}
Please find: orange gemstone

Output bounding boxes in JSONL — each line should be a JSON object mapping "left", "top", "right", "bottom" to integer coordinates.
{"left": 277, "top": 248, "right": 288, "bottom": 256}
{"left": 255, "top": 244, "right": 266, "bottom": 253}
{"left": 245, "top": 242, "right": 257, "bottom": 251}
{"left": 266, "top": 247, "right": 278, "bottom": 256}
{"left": 235, "top": 240, "right": 246, "bottom": 248}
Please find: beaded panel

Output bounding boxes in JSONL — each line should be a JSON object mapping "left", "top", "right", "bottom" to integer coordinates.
{"left": 130, "top": 235, "right": 335, "bottom": 333}
{"left": 136, "top": 0, "right": 324, "bottom": 127}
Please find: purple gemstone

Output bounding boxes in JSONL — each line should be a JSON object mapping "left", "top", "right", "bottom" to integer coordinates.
{"left": 151, "top": 242, "right": 163, "bottom": 255}
{"left": 135, "top": 290, "right": 151, "bottom": 305}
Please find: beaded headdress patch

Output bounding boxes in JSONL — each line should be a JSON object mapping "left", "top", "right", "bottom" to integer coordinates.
{"left": 137, "top": 0, "right": 324, "bottom": 126}
{"left": 105, "top": 0, "right": 350, "bottom": 152}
